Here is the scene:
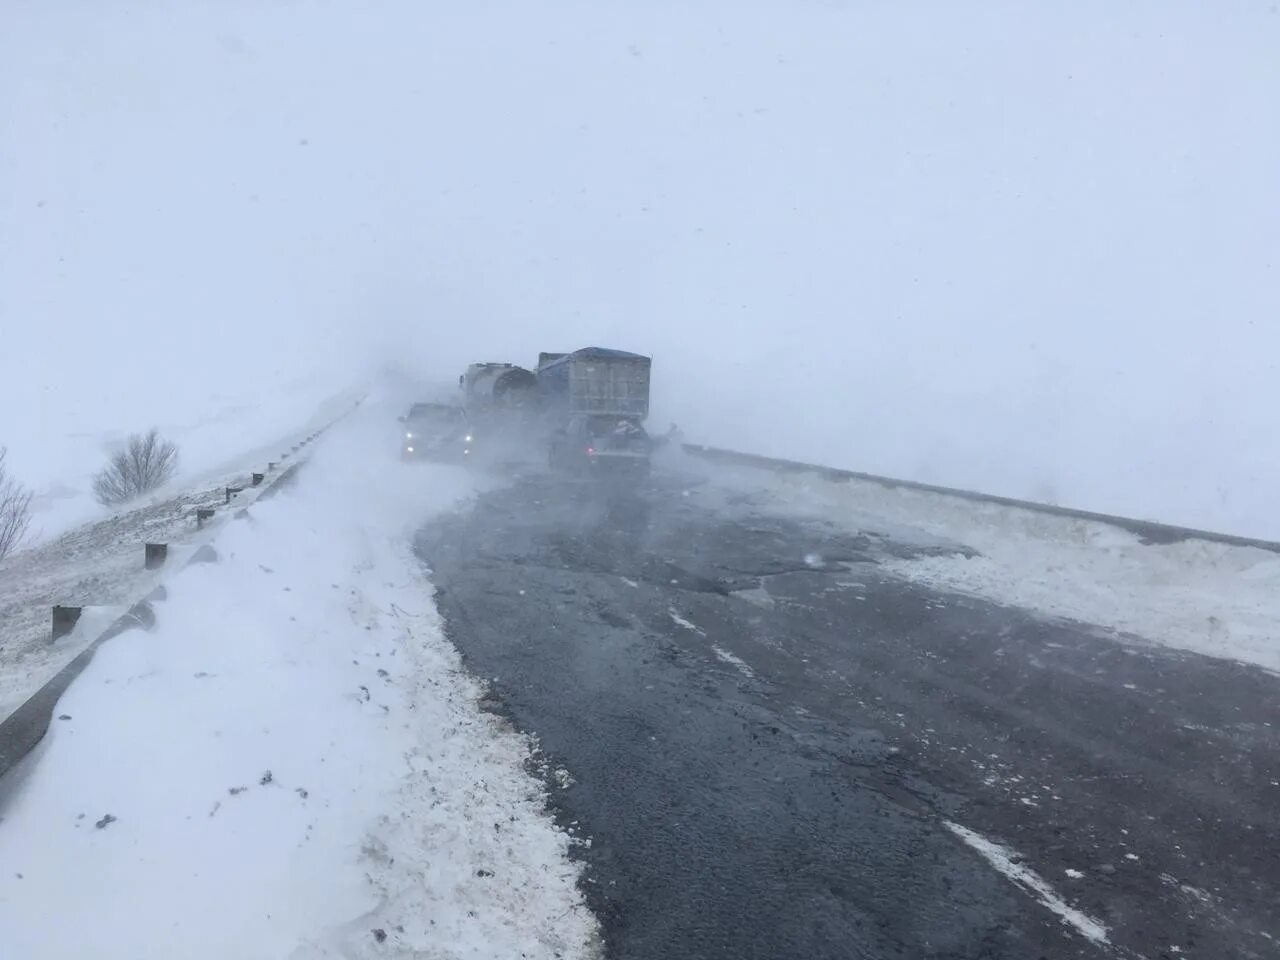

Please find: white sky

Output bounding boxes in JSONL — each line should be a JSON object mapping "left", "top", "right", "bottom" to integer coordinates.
{"left": 2, "top": 1, "right": 1277, "bottom": 536}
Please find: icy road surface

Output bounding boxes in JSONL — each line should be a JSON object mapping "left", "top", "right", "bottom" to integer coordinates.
{"left": 420, "top": 457, "right": 1280, "bottom": 960}
{"left": 0, "top": 405, "right": 599, "bottom": 960}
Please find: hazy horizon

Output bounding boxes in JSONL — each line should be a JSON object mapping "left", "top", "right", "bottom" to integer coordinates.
{"left": 3, "top": 1, "right": 1277, "bottom": 537}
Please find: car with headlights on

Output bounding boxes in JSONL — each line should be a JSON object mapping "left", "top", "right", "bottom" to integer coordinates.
{"left": 400, "top": 403, "right": 474, "bottom": 462}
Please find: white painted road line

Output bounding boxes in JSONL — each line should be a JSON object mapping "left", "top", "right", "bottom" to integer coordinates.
{"left": 669, "top": 609, "right": 756, "bottom": 679}
{"left": 711, "top": 645, "right": 756, "bottom": 679}
{"left": 668, "top": 608, "right": 706, "bottom": 636}
{"left": 944, "top": 821, "right": 1111, "bottom": 948}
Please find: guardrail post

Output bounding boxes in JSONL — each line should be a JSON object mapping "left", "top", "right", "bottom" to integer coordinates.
{"left": 251, "top": 472, "right": 264, "bottom": 486}
{"left": 225, "top": 486, "right": 243, "bottom": 504}
{"left": 125, "top": 599, "right": 156, "bottom": 630}
{"left": 144, "top": 543, "right": 168, "bottom": 569}
{"left": 51, "top": 605, "right": 82, "bottom": 641}
{"left": 196, "top": 508, "right": 215, "bottom": 528}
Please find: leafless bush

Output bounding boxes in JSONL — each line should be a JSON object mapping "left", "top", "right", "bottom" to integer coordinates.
{"left": 0, "top": 446, "right": 33, "bottom": 560}
{"left": 92, "top": 429, "right": 179, "bottom": 507}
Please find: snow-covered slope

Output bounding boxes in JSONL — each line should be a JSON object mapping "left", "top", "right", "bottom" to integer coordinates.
{"left": 0, "top": 401, "right": 599, "bottom": 959}
{"left": 10, "top": 377, "right": 361, "bottom": 547}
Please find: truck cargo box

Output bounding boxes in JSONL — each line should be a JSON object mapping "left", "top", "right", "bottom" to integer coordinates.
{"left": 536, "top": 348, "right": 651, "bottom": 420}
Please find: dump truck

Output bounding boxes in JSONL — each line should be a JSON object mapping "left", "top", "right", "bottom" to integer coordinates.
{"left": 538, "top": 348, "right": 652, "bottom": 477}
{"left": 535, "top": 348, "right": 651, "bottom": 419}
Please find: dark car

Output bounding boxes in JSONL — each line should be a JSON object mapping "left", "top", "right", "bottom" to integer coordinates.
{"left": 400, "top": 403, "right": 474, "bottom": 462}
{"left": 549, "top": 415, "right": 650, "bottom": 478}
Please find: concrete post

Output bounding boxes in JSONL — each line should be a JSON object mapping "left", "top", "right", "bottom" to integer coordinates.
{"left": 225, "top": 486, "right": 243, "bottom": 504}
{"left": 51, "top": 605, "right": 82, "bottom": 641}
{"left": 268, "top": 461, "right": 277, "bottom": 470}
{"left": 251, "top": 472, "right": 264, "bottom": 486}
{"left": 144, "top": 543, "right": 167, "bottom": 570}
{"left": 196, "top": 508, "right": 215, "bottom": 528}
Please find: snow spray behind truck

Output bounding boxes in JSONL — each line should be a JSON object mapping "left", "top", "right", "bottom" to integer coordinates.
{"left": 537, "top": 348, "right": 653, "bottom": 477}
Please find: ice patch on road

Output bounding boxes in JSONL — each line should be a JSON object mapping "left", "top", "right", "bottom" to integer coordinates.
{"left": 945, "top": 821, "right": 1109, "bottom": 946}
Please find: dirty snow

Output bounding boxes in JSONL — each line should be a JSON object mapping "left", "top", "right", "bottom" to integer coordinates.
{"left": 736, "top": 466, "right": 1280, "bottom": 674}
{"left": 0, "top": 400, "right": 599, "bottom": 959}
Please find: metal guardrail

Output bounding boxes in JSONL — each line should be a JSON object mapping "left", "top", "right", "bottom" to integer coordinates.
{"left": 681, "top": 443, "right": 1280, "bottom": 555}
{"left": 0, "top": 402, "right": 362, "bottom": 782}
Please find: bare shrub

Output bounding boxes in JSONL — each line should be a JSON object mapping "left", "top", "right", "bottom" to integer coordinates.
{"left": 92, "top": 429, "right": 179, "bottom": 507}
{"left": 0, "top": 446, "right": 33, "bottom": 560}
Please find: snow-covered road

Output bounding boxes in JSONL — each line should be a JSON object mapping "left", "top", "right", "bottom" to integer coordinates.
{"left": 0, "top": 401, "right": 599, "bottom": 960}
{"left": 719, "top": 464, "right": 1280, "bottom": 675}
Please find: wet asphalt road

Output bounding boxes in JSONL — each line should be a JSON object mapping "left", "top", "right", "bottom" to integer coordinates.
{"left": 417, "top": 462, "right": 1280, "bottom": 960}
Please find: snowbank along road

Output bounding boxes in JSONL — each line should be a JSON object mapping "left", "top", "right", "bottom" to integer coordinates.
{"left": 420, "top": 453, "right": 1280, "bottom": 960}
{"left": 0, "top": 401, "right": 600, "bottom": 960}
{"left": 0, "top": 392, "right": 361, "bottom": 724}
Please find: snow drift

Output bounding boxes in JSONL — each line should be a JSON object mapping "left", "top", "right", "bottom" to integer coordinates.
{"left": 0, "top": 400, "right": 599, "bottom": 960}
{"left": 725, "top": 461, "right": 1280, "bottom": 675}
